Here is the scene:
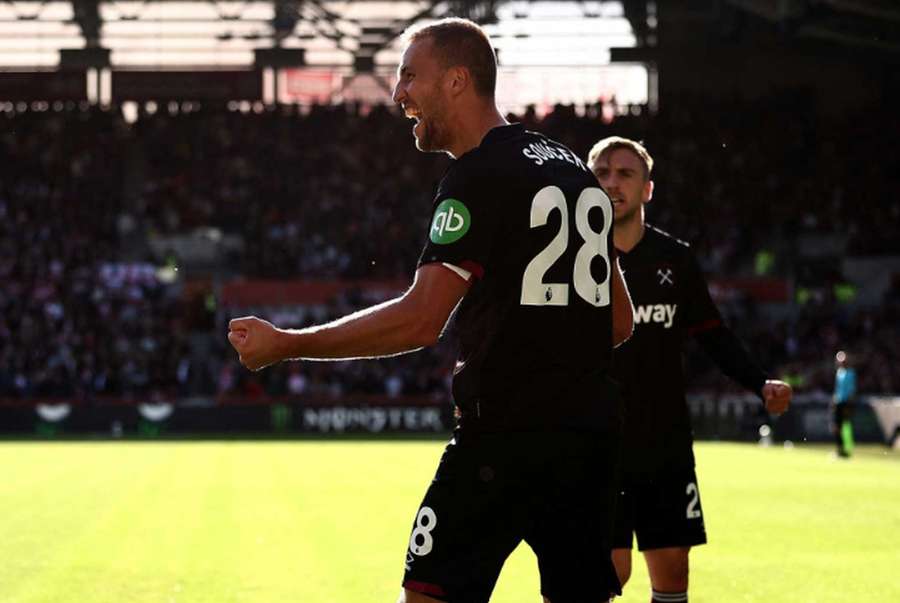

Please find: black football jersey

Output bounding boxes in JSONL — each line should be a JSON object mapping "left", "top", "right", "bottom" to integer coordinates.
{"left": 612, "top": 225, "right": 724, "bottom": 476}
{"left": 417, "top": 124, "right": 619, "bottom": 432}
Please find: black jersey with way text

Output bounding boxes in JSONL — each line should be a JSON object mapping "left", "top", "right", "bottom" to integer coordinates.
{"left": 417, "top": 123, "right": 620, "bottom": 433}
{"left": 612, "top": 225, "right": 723, "bottom": 476}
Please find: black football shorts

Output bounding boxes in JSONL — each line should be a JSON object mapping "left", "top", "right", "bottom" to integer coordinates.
{"left": 612, "top": 468, "right": 708, "bottom": 551}
{"left": 402, "top": 429, "right": 621, "bottom": 603}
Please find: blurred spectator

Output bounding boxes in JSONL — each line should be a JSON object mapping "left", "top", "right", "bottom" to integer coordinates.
{"left": 1, "top": 94, "right": 898, "bottom": 402}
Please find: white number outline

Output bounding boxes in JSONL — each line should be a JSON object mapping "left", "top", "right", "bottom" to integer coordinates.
{"left": 409, "top": 506, "right": 437, "bottom": 556}
{"left": 686, "top": 482, "right": 702, "bottom": 519}
{"left": 574, "top": 188, "right": 613, "bottom": 307}
{"left": 521, "top": 186, "right": 570, "bottom": 306}
{"left": 520, "top": 185, "right": 612, "bottom": 307}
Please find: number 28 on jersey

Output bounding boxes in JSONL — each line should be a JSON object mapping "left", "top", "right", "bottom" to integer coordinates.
{"left": 521, "top": 185, "right": 613, "bottom": 308}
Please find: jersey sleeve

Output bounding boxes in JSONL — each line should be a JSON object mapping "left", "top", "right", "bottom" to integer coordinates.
{"left": 416, "top": 165, "right": 495, "bottom": 280}
{"left": 680, "top": 247, "right": 768, "bottom": 397}
{"left": 694, "top": 326, "right": 768, "bottom": 398}
{"left": 678, "top": 249, "right": 723, "bottom": 334}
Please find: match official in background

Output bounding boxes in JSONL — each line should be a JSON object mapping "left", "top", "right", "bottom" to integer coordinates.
{"left": 587, "top": 137, "right": 792, "bottom": 603}
{"left": 833, "top": 350, "right": 857, "bottom": 457}
{"left": 230, "top": 19, "right": 633, "bottom": 603}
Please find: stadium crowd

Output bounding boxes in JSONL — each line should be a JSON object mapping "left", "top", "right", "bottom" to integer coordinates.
{"left": 1, "top": 92, "right": 898, "bottom": 402}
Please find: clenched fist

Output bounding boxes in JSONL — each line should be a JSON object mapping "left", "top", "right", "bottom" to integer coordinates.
{"left": 228, "top": 316, "right": 286, "bottom": 371}
{"left": 761, "top": 379, "right": 792, "bottom": 416}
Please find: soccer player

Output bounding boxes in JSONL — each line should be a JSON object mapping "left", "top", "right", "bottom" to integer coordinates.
{"left": 832, "top": 350, "right": 857, "bottom": 457}
{"left": 228, "top": 19, "right": 633, "bottom": 603}
{"left": 587, "top": 137, "right": 792, "bottom": 603}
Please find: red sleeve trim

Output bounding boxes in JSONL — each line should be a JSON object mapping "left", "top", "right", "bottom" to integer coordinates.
{"left": 687, "top": 318, "right": 722, "bottom": 336}
{"left": 403, "top": 580, "right": 448, "bottom": 598}
{"left": 459, "top": 260, "right": 485, "bottom": 280}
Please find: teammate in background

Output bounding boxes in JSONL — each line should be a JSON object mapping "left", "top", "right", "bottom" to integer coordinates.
{"left": 833, "top": 350, "right": 857, "bottom": 457}
{"left": 587, "top": 137, "right": 792, "bottom": 603}
{"left": 229, "top": 19, "right": 633, "bottom": 603}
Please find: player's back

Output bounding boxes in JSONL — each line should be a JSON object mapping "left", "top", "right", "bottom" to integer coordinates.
{"left": 419, "top": 124, "right": 618, "bottom": 432}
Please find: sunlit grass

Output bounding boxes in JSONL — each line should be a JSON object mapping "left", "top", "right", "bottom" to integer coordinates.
{"left": 0, "top": 441, "right": 896, "bottom": 602}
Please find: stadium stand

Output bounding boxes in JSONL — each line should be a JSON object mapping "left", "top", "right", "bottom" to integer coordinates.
{"left": 1, "top": 93, "right": 898, "bottom": 437}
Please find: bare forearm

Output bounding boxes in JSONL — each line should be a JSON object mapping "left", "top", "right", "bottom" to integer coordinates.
{"left": 228, "top": 264, "right": 468, "bottom": 371}
{"left": 278, "top": 296, "right": 435, "bottom": 361}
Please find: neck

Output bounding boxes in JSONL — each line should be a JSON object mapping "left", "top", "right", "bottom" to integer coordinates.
{"left": 447, "top": 101, "right": 508, "bottom": 158}
{"left": 613, "top": 212, "right": 645, "bottom": 253}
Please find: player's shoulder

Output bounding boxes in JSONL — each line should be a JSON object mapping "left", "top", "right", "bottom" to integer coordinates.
{"left": 441, "top": 127, "right": 520, "bottom": 183}
{"left": 439, "top": 124, "right": 589, "bottom": 197}
{"left": 470, "top": 123, "right": 588, "bottom": 172}
{"left": 434, "top": 127, "right": 525, "bottom": 201}
{"left": 645, "top": 224, "right": 692, "bottom": 252}
{"left": 640, "top": 225, "right": 703, "bottom": 270}
{"left": 518, "top": 128, "right": 589, "bottom": 171}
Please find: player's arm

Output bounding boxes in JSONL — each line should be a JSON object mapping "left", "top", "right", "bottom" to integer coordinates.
{"left": 682, "top": 250, "right": 791, "bottom": 415}
{"left": 693, "top": 324, "right": 766, "bottom": 394}
{"left": 611, "top": 256, "right": 633, "bottom": 347}
{"left": 693, "top": 324, "right": 792, "bottom": 416}
{"left": 228, "top": 263, "right": 470, "bottom": 371}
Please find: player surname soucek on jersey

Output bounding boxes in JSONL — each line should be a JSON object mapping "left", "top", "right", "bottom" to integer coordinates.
{"left": 418, "top": 124, "right": 622, "bottom": 433}
{"left": 612, "top": 225, "right": 768, "bottom": 476}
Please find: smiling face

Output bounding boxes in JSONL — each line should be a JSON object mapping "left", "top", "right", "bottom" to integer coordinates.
{"left": 392, "top": 37, "right": 453, "bottom": 153}
{"left": 590, "top": 147, "right": 654, "bottom": 225}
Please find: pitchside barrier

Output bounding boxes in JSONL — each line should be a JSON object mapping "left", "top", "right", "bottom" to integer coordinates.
{"left": 686, "top": 392, "right": 900, "bottom": 445}
{"left": 0, "top": 394, "right": 897, "bottom": 444}
{"left": 0, "top": 395, "right": 454, "bottom": 438}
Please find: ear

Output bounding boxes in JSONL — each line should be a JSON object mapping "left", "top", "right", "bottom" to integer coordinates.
{"left": 643, "top": 179, "right": 654, "bottom": 204}
{"left": 444, "top": 66, "right": 469, "bottom": 97}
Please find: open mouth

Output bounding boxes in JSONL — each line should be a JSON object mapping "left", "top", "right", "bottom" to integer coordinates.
{"left": 405, "top": 107, "right": 425, "bottom": 139}
{"left": 404, "top": 106, "right": 422, "bottom": 123}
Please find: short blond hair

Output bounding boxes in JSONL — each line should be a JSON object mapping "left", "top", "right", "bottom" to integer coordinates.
{"left": 403, "top": 18, "right": 497, "bottom": 98}
{"left": 587, "top": 136, "right": 654, "bottom": 180}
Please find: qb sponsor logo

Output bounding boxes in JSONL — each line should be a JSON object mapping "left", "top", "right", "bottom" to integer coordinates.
{"left": 430, "top": 198, "right": 470, "bottom": 244}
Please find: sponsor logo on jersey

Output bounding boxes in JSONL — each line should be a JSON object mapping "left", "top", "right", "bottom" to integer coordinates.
{"left": 634, "top": 303, "right": 677, "bottom": 328}
{"left": 430, "top": 198, "right": 471, "bottom": 244}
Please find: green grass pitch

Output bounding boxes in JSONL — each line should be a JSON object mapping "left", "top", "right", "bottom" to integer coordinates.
{"left": 0, "top": 440, "right": 897, "bottom": 603}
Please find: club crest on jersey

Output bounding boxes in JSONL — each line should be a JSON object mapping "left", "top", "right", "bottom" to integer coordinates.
{"left": 430, "top": 198, "right": 471, "bottom": 244}
{"left": 657, "top": 267, "right": 674, "bottom": 286}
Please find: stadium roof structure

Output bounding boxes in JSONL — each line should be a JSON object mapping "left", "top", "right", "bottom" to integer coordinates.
{"left": 724, "top": 0, "right": 900, "bottom": 54}
{"left": 0, "top": 1, "right": 644, "bottom": 69}
{"left": 2, "top": 1, "right": 896, "bottom": 82}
